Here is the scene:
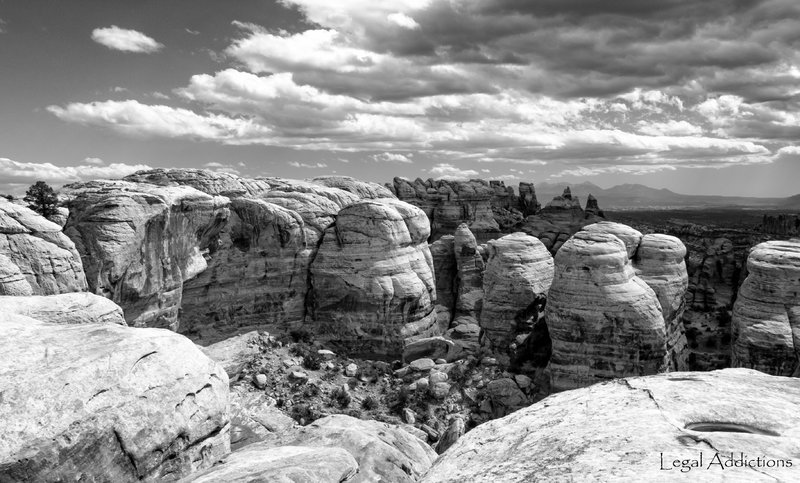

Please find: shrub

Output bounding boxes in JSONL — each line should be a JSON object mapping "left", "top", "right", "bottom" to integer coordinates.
{"left": 303, "top": 352, "right": 322, "bottom": 370}
{"left": 24, "top": 181, "right": 59, "bottom": 219}
{"left": 361, "top": 396, "right": 378, "bottom": 410}
{"left": 289, "top": 328, "right": 313, "bottom": 343}
{"left": 290, "top": 403, "right": 321, "bottom": 425}
{"left": 331, "top": 387, "right": 352, "bottom": 408}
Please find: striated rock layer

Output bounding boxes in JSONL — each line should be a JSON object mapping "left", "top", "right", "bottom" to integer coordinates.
{"left": 545, "top": 230, "right": 668, "bottom": 391}
{"left": 422, "top": 369, "right": 800, "bottom": 482}
{"left": 0, "top": 293, "right": 125, "bottom": 325}
{"left": 732, "top": 240, "right": 800, "bottom": 375}
{"left": 63, "top": 180, "right": 229, "bottom": 330}
{"left": 453, "top": 223, "right": 485, "bottom": 321}
{"left": 0, "top": 313, "right": 230, "bottom": 481}
{"left": 480, "top": 232, "right": 554, "bottom": 350}
{"left": 0, "top": 198, "right": 86, "bottom": 295}
{"left": 308, "top": 198, "right": 438, "bottom": 359}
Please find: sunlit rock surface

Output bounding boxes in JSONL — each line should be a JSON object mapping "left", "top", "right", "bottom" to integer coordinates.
{"left": 0, "top": 292, "right": 125, "bottom": 325}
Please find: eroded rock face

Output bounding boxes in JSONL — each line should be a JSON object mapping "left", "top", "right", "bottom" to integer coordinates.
{"left": 0, "top": 198, "right": 86, "bottom": 295}
{"left": 0, "top": 313, "right": 230, "bottom": 481}
{"left": 0, "top": 293, "right": 125, "bottom": 325}
{"left": 520, "top": 188, "right": 605, "bottom": 254}
{"left": 63, "top": 180, "right": 229, "bottom": 330}
{"left": 124, "top": 168, "right": 272, "bottom": 197}
{"left": 453, "top": 224, "right": 485, "bottom": 321}
{"left": 732, "top": 240, "right": 800, "bottom": 375}
{"left": 421, "top": 369, "right": 800, "bottom": 482}
{"left": 308, "top": 198, "right": 438, "bottom": 358}
{"left": 546, "top": 231, "right": 668, "bottom": 392}
{"left": 259, "top": 415, "right": 437, "bottom": 483}
{"left": 480, "top": 233, "right": 554, "bottom": 350}
{"left": 430, "top": 235, "right": 457, "bottom": 327}
{"left": 311, "top": 175, "right": 395, "bottom": 199}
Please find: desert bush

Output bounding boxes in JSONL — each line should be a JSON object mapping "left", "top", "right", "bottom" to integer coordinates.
{"left": 331, "top": 387, "right": 352, "bottom": 408}
{"left": 361, "top": 396, "right": 379, "bottom": 410}
{"left": 290, "top": 403, "right": 321, "bottom": 425}
{"left": 303, "top": 352, "right": 322, "bottom": 370}
{"left": 289, "top": 328, "right": 313, "bottom": 343}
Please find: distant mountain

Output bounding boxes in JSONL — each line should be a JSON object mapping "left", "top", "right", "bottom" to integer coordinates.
{"left": 534, "top": 182, "right": 792, "bottom": 210}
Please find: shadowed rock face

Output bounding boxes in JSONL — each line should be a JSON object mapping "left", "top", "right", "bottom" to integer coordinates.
{"left": 732, "top": 240, "right": 800, "bottom": 375}
{"left": 0, "top": 313, "right": 230, "bottom": 482}
{"left": 453, "top": 223, "right": 485, "bottom": 321}
{"left": 0, "top": 198, "right": 86, "bottom": 296}
{"left": 430, "top": 235, "right": 457, "bottom": 327}
{"left": 545, "top": 230, "right": 668, "bottom": 392}
{"left": 421, "top": 369, "right": 800, "bottom": 482}
{"left": 308, "top": 198, "right": 438, "bottom": 359}
{"left": 480, "top": 232, "right": 554, "bottom": 350}
{"left": 63, "top": 180, "right": 229, "bottom": 330}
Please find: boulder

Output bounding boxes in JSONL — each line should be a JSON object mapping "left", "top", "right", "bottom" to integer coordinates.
{"left": 421, "top": 369, "right": 800, "bottom": 482}
{"left": 308, "top": 198, "right": 438, "bottom": 359}
{"left": 258, "top": 414, "right": 437, "bottom": 483}
{"left": 582, "top": 221, "right": 642, "bottom": 259}
{"left": 485, "top": 378, "right": 528, "bottom": 418}
{"left": 545, "top": 230, "right": 668, "bottom": 392}
{"left": 480, "top": 232, "right": 553, "bottom": 349}
{"left": 0, "top": 313, "right": 230, "bottom": 481}
{"left": 0, "top": 198, "right": 86, "bottom": 295}
{"left": 732, "top": 240, "right": 800, "bottom": 375}
{"left": 403, "top": 336, "right": 455, "bottom": 363}
{"left": 63, "top": 180, "right": 229, "bottom": 330}
{"left": 0, "top": 293, "right": 125, "bottom": 325}
{"left": 184, "top": 445, "right": 358, "bottom": 483}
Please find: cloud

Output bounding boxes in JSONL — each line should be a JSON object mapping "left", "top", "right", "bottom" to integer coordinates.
{"left": 203, "top": 162, "right": 241, "bottom": 174}
{"left": 91, "top": 26, "right": 164, "bottom": 53}
{"left": 387, "top": 13, "right": 420, "bottom": 29}
{"left": 0, "top": 157, "right": 151, "bottom": 194}
{"left": 83, "top": 157, "right": 105, "bottom": 165}
{"left": 429, "top": 163, "right": 479, "bottom": 179}
{"left": 288, "top": 161, "right": 328, "bottom": 168}
{"left": 371, "top": 152, "right": 413, "bottom": 163}
{"left": 0, "top": 18, "right": 6, "bottom": 34}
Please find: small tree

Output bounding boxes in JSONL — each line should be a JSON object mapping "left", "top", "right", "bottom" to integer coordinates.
{"left": 24, "top": 181, "right": 59, "bottom": 218}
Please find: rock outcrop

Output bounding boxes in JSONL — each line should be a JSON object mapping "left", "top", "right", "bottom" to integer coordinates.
{"left": 479, "top": 232, "right": 554, "bottom": 350}
{"left": 546, "top": 230, "right": 668, "bottom": 391}
{"left": 453, "top": 224, "right": 485, "bottom": 321}
{"left": 311, "top": 175, "right": 395, "bottom": 199}
{"left": 0, "top": 293, "right": 125, "bottom": 325}
{"left": 582, "top": 222, "right": 689, "bottom": 371}
{"left": 257, "top": 415, "right": 437, "bottom": 483}
{"left": 421, "top": 369, "right": 800, "bottom": 482}
{"left": 0, "top": 198, "right": 86, "bottom": 295}
{"left": 520, "top": 188, "right": 605, "bottom": 254}
{"left": 124, "top": 168, "right": 272, "bottom": 197}
{"left": 732, "top": 240, "right": 800, "bottom": 375}
{"left": 63, "top": 180, "right": 229, "bottom": 330}
{"left": 0, "top": 313, "right": 230, "bottom": 481}
{"left": 429, "top": 235, "right": 457, "bottom": 327}
{"left": 308, "top": 198, "right": 438, "bottom": 359}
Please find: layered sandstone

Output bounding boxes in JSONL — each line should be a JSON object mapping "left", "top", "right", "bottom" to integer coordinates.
{"left": 0, "top": 293, "right": 125, "bottom": 325}
{"left": 0, "top": 313, "right": 230, "bottom": 481}
{"left": 429, "top": 235, "right": 457, "bottom": 327}
{"left": 0, "top": 198, "right": 86, "bottom": 295}
{"left": 63, "top": 180, "right": 229, "bottom": 330}
{"left": 480, "top": 232, "right": 554, "bottom": 350}
{"left": 453, "top": 224, "right": 485, "bottom": 320}
{"left": 732, "top": 240, "right": 800, "bottom": 375}
{"left": 308, "top": 198, "right": 438, "bottom": 358}
{"left": 545, "top": 231, "right": 668, "bottom": 391}
{"left": 124, "top": 168, "right": 272, "bottom": 197}
{"left": 422, "top": 369, "right": 800, "bottom": 482}
{"left": 520, "top": 188, "right": 604, "bottom": 253}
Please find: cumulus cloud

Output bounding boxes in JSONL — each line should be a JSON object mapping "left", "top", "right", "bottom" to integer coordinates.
{"left": 0, "top": 157, "right": 151, "bottom": 194}
{"left": 371, "top": 152, "right": 413, "bottom": 163}
{"left": 429, "top": 163, "right": 479, "bottom": 179}
{"left": 288, "top": 161, "right": 328, "bottom": 168}
{"left": 387, "top": 13, "right": 420, "bottom": 29}
{"left": 203, "top": 162, "right": 241, "bottom": 174}
{"left": 91, "top": 26, "right": 164, "bottom": 53}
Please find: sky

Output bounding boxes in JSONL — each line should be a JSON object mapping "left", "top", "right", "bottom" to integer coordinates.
{"left": 1, "top": 0, "right": 799, "bottom": 197}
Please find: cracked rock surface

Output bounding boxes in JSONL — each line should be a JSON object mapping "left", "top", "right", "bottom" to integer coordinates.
{"left": 0, "top": 313, "right": 230, "bottom": 482}
{"left": 422, "top": 368, "right": 800, "bottom": 482}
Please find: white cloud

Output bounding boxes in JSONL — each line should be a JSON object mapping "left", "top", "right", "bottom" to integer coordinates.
{"left": 429, "top": 163, "right": 479, "bottom": 179}
{"left": 0, "top": 157, "right": 151, "bottom": 194}
{"left": 637, "top": 120, "right": 703, "bottom": 137}
{"left": 387, "top": 13, "right": 420, "bottom": 29}
{"left": 91, "top": 26, "right": 164, "bottom": 53}
{"left": 288, "top": 161, "right": 328, "bottom": 168}
{"left": 112, "top": 86, "right": 128, "bottom": 93}
{"left": 203, "top": 162, "right": 241, "bottom": 174}
{"left": 371, "top": 152, "right": 413, "bottom": 163}
{"left": 83, "top": 157, "right": 105, "bottom": 165}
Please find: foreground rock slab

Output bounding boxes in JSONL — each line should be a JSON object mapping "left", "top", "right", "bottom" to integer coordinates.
{"left": 0, "top": 293, "right": 125, "bottom": 325}
{"left": 422, "top": 369, "right": 800, "bottom": 482}
{"left": 0, "top": 313, "right": 230, "bottom": 481}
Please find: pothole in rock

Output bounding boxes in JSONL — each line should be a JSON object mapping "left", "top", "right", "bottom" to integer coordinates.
{"left": 685, "top": 422, "right": 779, "bottom": 436}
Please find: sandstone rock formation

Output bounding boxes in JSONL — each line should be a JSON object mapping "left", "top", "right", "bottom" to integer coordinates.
{"left": 124, "top": 168, "right": 272, "bottom": 197}
{"left": 546, "top": 230, "right": 668, "bottom": 391}
{"left": 480, "top": 232, "right": 553, "bottom": 350}
{"left": 0, "top": 313, "right": 230, "bottom": 481}
{"left": 259, "top": 414, "right": 437, "bottom": 483}
{"left": 421, "top": 369, "right": 800, "bottom": 482}
{"left": 0, "top": 198, "right": 86, "bottom": 295}
{"left": 430, "top": 235, "right": 457, "bottom": 327}
{"left": 185, "top": 445, "right": 358, "bottom": 483}
{"left": 0, "top": 293, "right": 125, "bottom": 325}
{"left": 311, "top": 175, "right": 395, "bottom": 199}
{"left": 308, "top": 198, "right": 438, "bottom": 358}
{"left": 520, "top": 188, "right": 605, "bottom": 253}
{"left": 582, "top": 222, "right": 689, "bottom": 371}
{"left": 63, "top": 180, "right": 229, "bottom": 330}
{"left": 517, "top": 182, "right": 540, "bottom": 216}
{"left": 453, "top": 223, "right": 485, "bottom": 321}
{"left": 732, "top": 240, "right": 800, "bottom": 375}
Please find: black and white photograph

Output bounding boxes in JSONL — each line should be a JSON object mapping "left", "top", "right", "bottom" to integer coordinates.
{"left": 1, "top": 0, "right": 799, "bottom": 481}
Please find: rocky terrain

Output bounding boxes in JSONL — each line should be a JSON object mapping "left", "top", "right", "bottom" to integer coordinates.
{"left": 2, "top": 171, "right": 799, "bottom": 481}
